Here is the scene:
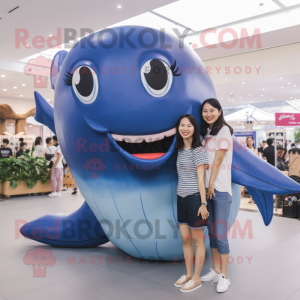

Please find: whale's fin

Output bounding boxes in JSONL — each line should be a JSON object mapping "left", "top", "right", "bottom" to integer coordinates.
{"left": 20, "top": 201, "right": 109, "bottom": 247}
{"left": 34, "top": 91, "right": 56, "bottom": 134}
{"left": 232, "top": 137, "right": 300, "bottom": 225}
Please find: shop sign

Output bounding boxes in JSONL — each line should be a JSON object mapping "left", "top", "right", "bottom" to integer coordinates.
{"left": 275, "top": 113, "right": 300, "bottom": 126}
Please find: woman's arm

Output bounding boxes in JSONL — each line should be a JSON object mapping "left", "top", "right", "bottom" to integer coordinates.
{"left": 207, "top": 149, "right": 227, "bottom": 199}
{"left": 40, "top": 148, "right": 46, "bottom": 158}
{"left": 51, "top": 152, "right": 61, "bottom": 174}
{"left": 197, "top": 164, "right": 209, "bottom": 220}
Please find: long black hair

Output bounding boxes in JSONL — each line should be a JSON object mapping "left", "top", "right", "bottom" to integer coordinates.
{"left": 246, "top": 136, "right": 256, "bottom": 149}
{"left": 200, "top": 98, "right": 233, "bottom": 137}
{"left": 34, "top": 137, "right": 42, "bottom": 146}
{"left": 176, "top": 114, "right": 202, "bottom": 149}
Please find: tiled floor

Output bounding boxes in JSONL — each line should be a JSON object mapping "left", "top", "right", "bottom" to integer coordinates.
{"left": 0, "top": 190, "right": 300, "bottom": 300}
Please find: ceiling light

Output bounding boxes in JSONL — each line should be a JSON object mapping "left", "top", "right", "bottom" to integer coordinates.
{"left": 225, "top": 78, "right": 228, "bottom": 80}
{"left": 239, "top": 97, "right": 241, "bottom": 99}
{"left": 230, "top": 93, "right": 233, "bottom": 95}
{"left": 13, "top": 87, "right": 17, "bottom": 89}
{"left": 281, "top": 87, "right": 283, "bottom": 88}
{"left": 47, "top": 99, "right": 50, "bottom": 101}
{"left": 288, "top": 82, "right": 290, "bottom": 84}
{"left": 290, "top": 97, "right": 292, "bottom": 99}
{"left": 49, "top": 34, "right": 52, "bottom": 37}
{"left": 242, "top": 82, "right": 245, "bottom": 84}
{"left": 237, "top": 122, "right": 240, "bottom": 123}
{"left": 271, "top": 99, "right": 273, "bottom": 100}
{"left": 1, "top": 75, "right": 5, "bottom": 77}
{"left": 261, "top": 94, "right": 263, "bottom": 96}
{"left": 262, "top": 89, "right": 265, "bottom": 90}
{"left": 280, "top": 77, "right": 282, "bottom": 79}
{"left": 117, "top": 5, "right": 121, "bottom": 8}
{"left": 251, "top": 101, "right": 253, "bottom": 102}
{"left": 22, "top": 84, "right": 26, "bottom": 86}
{"left": 20, "top": 95, "right": 23, "bottom": 97}
{"left": 3, "top": 89, "right": 7, "bottom": 91}
{"left": 294, "top": 85, "right": 297, "bottom": 87}
{"left": 249, "top": 94, "right": 251, "bottom": 96}
{"left": 220, "top": 98, "right": 223, "bottom": 99}
{"left": 29, "top": 125, "right": 32, "bottom": 127}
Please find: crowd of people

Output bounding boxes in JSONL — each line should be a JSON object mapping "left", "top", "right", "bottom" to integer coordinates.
{"left": 0, "top": 135, "right": 77, "bottom": 197}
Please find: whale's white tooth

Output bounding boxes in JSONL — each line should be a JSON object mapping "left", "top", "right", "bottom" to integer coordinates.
{"left": 123, "top": 136, "right": 144, "bottom": 143}
{"left": 111, "top": 134, "right": 123, "bottom": 141}
{"left": 144, "top": 133, "right": 164, "bottom": 143}
{"left": 164, "top": 128, "right": 176, "bottom": 137}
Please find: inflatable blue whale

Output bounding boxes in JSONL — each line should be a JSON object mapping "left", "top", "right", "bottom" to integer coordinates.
{"left": 21, "top": 26, "right": 300, "bottom": 261}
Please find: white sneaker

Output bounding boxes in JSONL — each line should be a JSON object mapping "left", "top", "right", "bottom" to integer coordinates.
{"left": 57, "top": 193, "right": 61, "bottom": 197}
{"left": 200, "top": 268, "right": 221, "bottom": 282}
{"left": 217, "top": 274, "right": 230, "bottom": 293}
{"left": 48, "top": 192, "right": 58, "bottom": 197}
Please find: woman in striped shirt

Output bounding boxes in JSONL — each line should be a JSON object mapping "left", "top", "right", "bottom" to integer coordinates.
{"left": 174, "top": 114, "right": 209, "bottom": 293}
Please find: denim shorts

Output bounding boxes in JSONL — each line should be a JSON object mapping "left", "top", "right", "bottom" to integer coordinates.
{"left": 177, "top": 194, "right": 208, "bottom": 229}
{"left": 207, "top": 189, "right": 232, "bottom": 255}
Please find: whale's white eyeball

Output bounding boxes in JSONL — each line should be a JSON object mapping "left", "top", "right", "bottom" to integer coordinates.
{"left": 72, "top": 66, "right": 98, "bottom": 104}
{"left": 141, "top": 59, "right": 173, "bottom": 98}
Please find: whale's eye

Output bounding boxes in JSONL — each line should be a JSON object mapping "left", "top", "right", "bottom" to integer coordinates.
{"left": 141, "top": 59, "right": 173, "bottom": 98}
{"left": 71, "top": 66, "right": 98, "bottom": 104}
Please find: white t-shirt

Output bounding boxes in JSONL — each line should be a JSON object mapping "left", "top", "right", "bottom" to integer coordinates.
{"left": 248, "top": 147, "right": 258, "bottom": 155}
{"left": 33, "top": 145, "right": 44, "bottom": 157}
{"left": 45, "top": 145, "right": 57, "bottom": 155}
{"left": 54, "top": 145, "right": 64, "bottom": 168}
{"left": 203, "top": 126, "right": 233, "bottom": 196}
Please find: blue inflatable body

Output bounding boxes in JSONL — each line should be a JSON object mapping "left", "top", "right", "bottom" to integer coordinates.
{"left": 21, "top": 26, "right": 300, "bottom": 261}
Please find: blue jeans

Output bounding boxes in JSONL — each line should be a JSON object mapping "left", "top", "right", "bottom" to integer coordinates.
{"left": 207, "top": 190, "right": 232, "bottom": 255}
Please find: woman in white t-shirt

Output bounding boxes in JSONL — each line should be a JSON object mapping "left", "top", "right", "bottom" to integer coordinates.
{"left": 49, "top": 145, "right": 64, "bottom": 197}
{"left": 246, "top": 136, "right": 259, "bottom": 156}
{"left": 199, "top": 98, "right": 233, "bottom": 293}
{"left": 32, "top": 137, "right": 45, "bottom": 158}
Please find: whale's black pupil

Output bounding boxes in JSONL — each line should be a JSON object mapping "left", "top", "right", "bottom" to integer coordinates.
{"left": 75, "top": 67, "right": 93, "bottom": 97}
{"left": 144, "top": 59, "right": 168, "bottom": 90}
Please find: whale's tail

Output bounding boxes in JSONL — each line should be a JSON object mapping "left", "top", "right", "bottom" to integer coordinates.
{"left": 232, "top": 137, "right": 300, "bottom": 225}
{"left": 20, "top": 201, "right": 109, "bottom": 247}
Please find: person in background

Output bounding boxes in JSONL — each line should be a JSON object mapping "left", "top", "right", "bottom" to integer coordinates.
{"left": 33, "top": 137, "right": 46, "bottom": 158}
{"left": 49, "top": 142, "right": 64, "bottom": 197}
{"left": 44, "top": 137, "right": 57, "bottom": 161}
{"left": 16, "top": 142, "right": 28, "bottom": 158}
{"left": 263, "top": 138, "right": 275, "bottom": 166}
{"left": 257, "top": 141, "right": 266, "bottom": 157}
{"left": 277, "top": 147, "right": 288, "bottom": 171}
{"left": 0, "top": 139, "right": 13, "bottom": 159}
{"left": 52, "top": 136, "right": 59, "bottom": 147}
{"left": 72, "top": 183, "right": 78, "bottom": 195}
{"left": 287, "top": 140, "right": 292, "bottom": 151}
{"left": 296, "top": 142, "right": 300, "bottom": 149}
{"left": 246, "top": 136, "right": 259, "bottom": 156}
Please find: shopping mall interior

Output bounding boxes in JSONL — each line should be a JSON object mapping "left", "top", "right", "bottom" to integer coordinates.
{"left": 0, "top": 0, "right": 300, "bottom": 299}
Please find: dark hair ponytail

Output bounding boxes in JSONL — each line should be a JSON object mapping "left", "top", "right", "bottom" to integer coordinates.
{"left": 200, "top": 98, "right": 233, "bottom": 137}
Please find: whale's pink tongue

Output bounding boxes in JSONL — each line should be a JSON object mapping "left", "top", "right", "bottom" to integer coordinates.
{"left": 132, "top": 153, "right": 165, "bottom": 160}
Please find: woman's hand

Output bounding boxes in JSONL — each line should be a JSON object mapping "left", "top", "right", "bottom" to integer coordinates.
{"left": 206, "top": 186, "right": 215, "bottom": 200}
{"left": 198, "top": 205, "right": 209, "bottom": 220}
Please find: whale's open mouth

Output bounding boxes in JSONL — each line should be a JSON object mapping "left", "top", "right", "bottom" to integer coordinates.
{"left": 111, "top": 128, "right": 176, "bottom": 160}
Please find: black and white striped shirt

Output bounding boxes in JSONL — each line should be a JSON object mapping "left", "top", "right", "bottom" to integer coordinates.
{"left": 176, "top": 147, "right": 209, "bottom": 198}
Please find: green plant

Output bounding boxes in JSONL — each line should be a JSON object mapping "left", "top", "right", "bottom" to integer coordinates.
{"left": 0, "top": 153, "right": 50, "bottom": 189}
{"left": 294, "top": 127, "right": 300, "bottom": 143}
